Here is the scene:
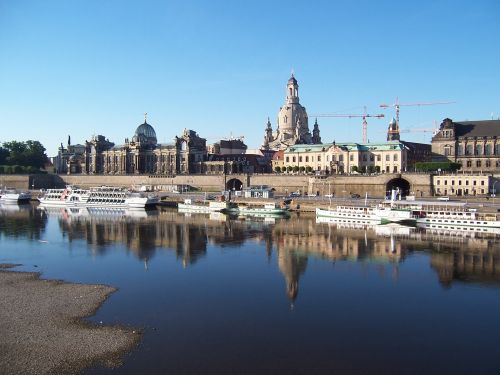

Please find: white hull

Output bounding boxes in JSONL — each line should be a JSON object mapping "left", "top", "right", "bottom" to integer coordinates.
{"left": 316, "top": 206, "right": 415, "bottom": 225}
{"left": 416, "top": 217, "right": 500, "bottom": 229}
{"left": 0, "top": 192, "right": 31, "bottom": 203}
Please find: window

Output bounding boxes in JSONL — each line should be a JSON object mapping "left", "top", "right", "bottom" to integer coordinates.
{"left": 458, "top": 180, "right": 462, "bottom": 185}
{"left": 339, "top": 155, "right": 344, "bottom": 162}
{"left": 444, "top": 180, "right": 448, "bottom": 185}
{"left": 496, "top": 145, "right": 500, "bottom": 155}
{"left": 286, "top": 157, "right": 289, "bottom": 162}
{"left": 476, "top": 160, "right": 481, "bottom": 168}
{"left": 466, "top": 180, "right": 469, "bottom": 185}
{"left": 318, "top": 156, "right": 321, "bottom": 162}
{"left": 393, "top": 154, "right": 398, "bottom": 161}
{"left": 486, "top": 160, "right": 491, "bottom": 168}
{"left": 451, "top": 180, "right": 455, "bottom": 185}
{"left": 457, "top": 145, "right": 464, "bottom": 155}
{"left": 436, "top": 180, "right": 440, "bottom": 185}
{"left": 363, "top": 154, "right": 367, "bottom": 161}
{"left": 377, "top": 155, "right": 381, "bottom": 161}
{"left": 305, "top": 156, "right": 309, "bottom": 162}
{"left": 476, "top": 144, "right": 483, "bottom": 155}
{"left": 486, "top": 144, "right": 492, "bottom": 155}
{"left": 299, "top": 156, "right": 303, "bottom": 162}
{"left": 444, "top": 146, "right": 451, "bottom": 156}
{"left": 481, "top": 180, "right": 485, "bottom": 186}
{"left": 473, "top": 180, "right": 477, "bottom": 186}
{"left": 467, "top": 160, "right": 472, "bottom": 167}
{"left": 386, "top": 154, "right": 390, "bottom": 161}
{"left": 292, "top": 157, "right": 296, "bottom": 162}
{"left": 370, "top": 155, "right": 374, "bottom": 161}
{"left": 466, "top": 144, "right": 473, "bottom": 155}
{"left": 350, "top": 155, "right": 354, "bottom": 161}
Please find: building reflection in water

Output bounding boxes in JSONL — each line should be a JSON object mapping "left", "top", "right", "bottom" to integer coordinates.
{"left": 0, "top": 203, "right": 47, "bottom": 240}
{"left": 25, "top": 205, "right": 500, "bottom": 301}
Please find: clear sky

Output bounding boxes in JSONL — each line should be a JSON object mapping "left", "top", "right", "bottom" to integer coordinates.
{"left": 1, "top": 0, "right": 499, "bottom": 156}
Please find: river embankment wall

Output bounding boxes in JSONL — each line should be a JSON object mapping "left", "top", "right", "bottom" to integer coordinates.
{"left": 1, "top": 173, "right": 433, "bottom": 198}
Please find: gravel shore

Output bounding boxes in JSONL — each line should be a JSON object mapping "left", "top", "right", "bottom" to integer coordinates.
{"left": 0, "top": 264, "right": 141, "bottom": 375}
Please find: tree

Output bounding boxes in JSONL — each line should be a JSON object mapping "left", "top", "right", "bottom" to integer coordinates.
{"left": 351, "top": 165, "right": 358, "bottom": 173}
{"left": 292, "top": 166, "right": 299, "bottom": 173}
{"left": 274, "top": 166, "right": 281, "bottom": 173}
{"left": 1, "top": 140, "right": 48, "bottom": 169}
{"left": 414, "top": 161, "right": 461, "bottom": 172}
{"left": 306, "top": 166, "right": 313, "bottom": 173}
{"left": 367, "top": 165, "right": 375, "bottom": 174}
{"left": 299, "top": 166, "right": 305, "bottom": 173}
{"left": 375, "top": 166, "right": 381, "bottom": 173}
{"left": 0, "top": 146, "right": 8, "bottom": 165}
{"left": 286, "top": 166, "right": 293, "bottom": 173}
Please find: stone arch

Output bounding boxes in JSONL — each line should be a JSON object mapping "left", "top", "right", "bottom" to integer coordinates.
{"left": 226, "top": 178, "right": 243, "bottom": 191}
{"left": 386, "top": 177, "right": 410, "bottom": 197}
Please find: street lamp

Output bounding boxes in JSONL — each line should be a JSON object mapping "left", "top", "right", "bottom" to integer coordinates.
{"left": 493, "top": 180, "right": 499, "bottom": 203}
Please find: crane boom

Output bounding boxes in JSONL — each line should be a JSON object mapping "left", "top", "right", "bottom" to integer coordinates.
{"left": 380, "top": 98, "right": 455, "bottom": 139}
{"left": 310, "top": 107, "right": 384, "bottom": 143}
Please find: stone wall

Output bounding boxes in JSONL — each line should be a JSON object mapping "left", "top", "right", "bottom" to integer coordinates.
{"left": 0, "top": 173, "right": 433, "bottom": 198}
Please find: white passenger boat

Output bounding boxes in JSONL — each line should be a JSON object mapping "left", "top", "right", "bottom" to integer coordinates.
{"left": 84, "top": 186, "right": 158, "bottom": 209}
{"left": 414, "top": 209, "right": 500, "bottom": 229}
{"left": 388, "top": 199, "right": 500, "bottom": 229}
{"left": 38, "top": 186, "right": 90, "bottom": 207}
{"left": 237, "top": 203, "right": 289, "bottom": 217}
{"left": 0, "top": 187, "right": 31, "bottom": 203}
{"left": 178, "top": 198, "right": 237, "bottom": 213}
{"left": 316, "top": 204, "right": 415, "bottom": 225}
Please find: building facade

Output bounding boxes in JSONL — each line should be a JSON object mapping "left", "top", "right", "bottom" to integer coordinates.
{"left": 281, "top": 142, "right": 415, "bottom": 174}
{"left": 432, "top": 118, "right": 500, "bottom": 172}
{"left": 433, "top": 174, "right": 494, "bottom": 196}
{"left": 57, "top": 118, "right": 208, "bottom": 176}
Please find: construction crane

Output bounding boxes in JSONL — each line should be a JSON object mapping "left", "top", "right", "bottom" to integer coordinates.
{"left": 380, "top": 98, "right": 455, "bottom": 136}
{"left": 310, "top": 107, "right": 384, "bottom": 143}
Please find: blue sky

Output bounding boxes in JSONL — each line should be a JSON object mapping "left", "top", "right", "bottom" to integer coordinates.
{"left": 1, "top": 0, "right": 499, "bottom": 155}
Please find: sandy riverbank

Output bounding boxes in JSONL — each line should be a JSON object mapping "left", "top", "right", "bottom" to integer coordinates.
{"left": 0, "top": 264, "right": 141, "bottom": 375}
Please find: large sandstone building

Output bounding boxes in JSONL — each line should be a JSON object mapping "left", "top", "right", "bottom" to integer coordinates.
{"left": 432, "top": 118, "right": 500, "bottom": 172}
{"left": 262, "top": 75, "right": 321, "bottom": 150}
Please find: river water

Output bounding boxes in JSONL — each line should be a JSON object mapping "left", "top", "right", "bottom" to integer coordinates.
{"left": 1, "top": 204, "right": 500, "bottom": 375}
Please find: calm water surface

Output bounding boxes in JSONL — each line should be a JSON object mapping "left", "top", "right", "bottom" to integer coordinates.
{"left": 1, "top": 204, "right": 500, "bottom": 375}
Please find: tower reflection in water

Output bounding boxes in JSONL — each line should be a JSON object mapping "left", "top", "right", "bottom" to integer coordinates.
{"left": 12, "top": 205, "right": 500, "bottom": 302}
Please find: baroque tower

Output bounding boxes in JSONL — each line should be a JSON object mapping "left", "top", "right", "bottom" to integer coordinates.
{"left": 262, "top": 75, "right": 320, "bottom": 150}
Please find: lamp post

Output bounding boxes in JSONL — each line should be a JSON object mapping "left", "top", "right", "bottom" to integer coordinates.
{"left": 493, "top": 180, "right": 499, "bottom": 204}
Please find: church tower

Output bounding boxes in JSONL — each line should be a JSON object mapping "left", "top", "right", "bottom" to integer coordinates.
{"left": 387, "top": 117, "right": 400, "bottom": 141}
{"left": 262, "top": 74, "right": 316, "bottom": 150}
{"left": 312, "top": 118, "right": 321, "bottom": 144}
{"left": 262, "top": 118, "right": 274, "bottom": 149}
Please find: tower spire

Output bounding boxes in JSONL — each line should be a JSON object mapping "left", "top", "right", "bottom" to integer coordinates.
{"left": 144, "top": 112, "right": 148, "bottom": 123}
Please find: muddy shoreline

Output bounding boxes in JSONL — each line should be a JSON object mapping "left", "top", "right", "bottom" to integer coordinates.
{"left": 0, "top": 264, "right": 141, "bottom": 375}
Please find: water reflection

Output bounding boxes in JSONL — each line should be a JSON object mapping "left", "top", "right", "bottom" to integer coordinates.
{"left": 3, "top": 204, "right": 500, "bottom": 300}
{"left": 0, "top": 203, "right": 46, "bottom": 240}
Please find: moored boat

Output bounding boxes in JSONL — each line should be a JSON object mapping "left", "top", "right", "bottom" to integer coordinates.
{"left": 38, "top": 186, "right": 90, "bottom": 207}
{"left": 0, "top": 187, "right": 31, "bottom": 203}
{"left": 237, "top": 202, "right": 289, "bottom": 217}
{"left": 178, "top": 198, "right": 237, "bottom": 213}
{"left": 316, "top": 204, "right": 415, "bottom": 225}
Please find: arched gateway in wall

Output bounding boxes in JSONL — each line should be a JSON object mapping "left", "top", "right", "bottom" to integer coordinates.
{"left": 386, "top": 177, "right": 410, "bottom": 197}
{"left": 226, "top": 178, "right": 243, "bottom": 191}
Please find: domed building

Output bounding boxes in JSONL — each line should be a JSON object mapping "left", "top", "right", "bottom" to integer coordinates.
{"left": 132, "top": 119, "right": 157, "bottom": 147}
{"left": 262, "top": 75, "right": 321, "bottom": 151}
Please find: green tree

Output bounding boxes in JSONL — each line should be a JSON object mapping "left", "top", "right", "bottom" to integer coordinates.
{"left": 286, "top": 166, "right": 293, "bottom": 173}
{"left": 306, "top": 166, "right": 313, "bottom": 173}
{"left": 1, "top": 140, "right": 47, "bottom": 169}
{"left": 292, "top": 166, "right": 300, "bottom": 173}
{"left": 299, "top": 166, "right": 306, "bottom": 173}
{"left": 375, "top": 166, "right": 381, "bottom": 173}
{"left": 351, "top": 165, "right": 358, "bottom": 173}
{"left": 274, "top": 166, "right": 281, "bottom": 173}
